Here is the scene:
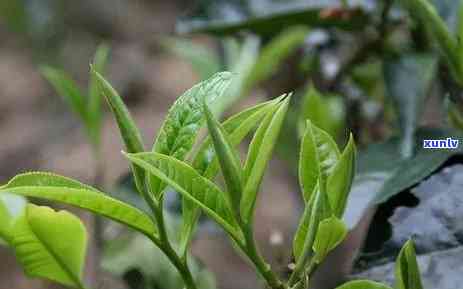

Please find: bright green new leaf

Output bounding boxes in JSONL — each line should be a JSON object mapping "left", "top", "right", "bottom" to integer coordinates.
{"left": 396, "top": 240, "right": 423, "bottom": 289}
{"left": 0, "top": 197, "right": 11, "bottom": 242}
{"left": 293, "top": 186, "right": 331, "bottom": 261}
{"left": 179, "top": 98, "right": 281, "bottom": 254}
{"left": 299, "top": 120, "right": 340, "bottom": 202}
{"left": 88, "top": 43, "right": 110, "bottom": 146}
{"left": 11, "top": 204, "right": 87, "bottom": 288}
{"left": 41, "top": 66, "right": 87, "bottom": 124}
{"left": 0, "top": 193, "right": 26, "bottom": 244}
{"left": 240, "top": 96, "right": 290, "bottom": 222}
{"left": 327, "top": 134, "right": 356, "bottom": 217}
{"left": 124, "top": 152, "right": 242, "bottom": 241}
{"left": 312, "top": 216, "right": 347, "bottom": 264}
{"left": 91, "top": 69, "right": 146, "bottom": 193}
{"left": 203, "top": 102, "right": 243, "bottom": 216}
{"left": 0, "top": 172, "right": 158, "bottom": 239}
{"left": 335, "top": 280, "right": 393, "bottom": 289}
{"left": 150, "top": 72, "right": 233, "bottom": 198}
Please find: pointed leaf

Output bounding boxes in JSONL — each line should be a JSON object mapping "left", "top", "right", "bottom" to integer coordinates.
{"left": 327, "top": 134, "right": 356, "bottom": 217}
{"left": 179, "top": 98, "right": 281, "bottom": 254}
{"left": 125, "top": 152, "right": 241, "bottom": 240}
{"left": 203, "top": 102, "right": 242, "bottom": 215}
{"left": 335, "top": 280, "right": 393, "bottom": 289}
{"left": 293, "top": 186, "right": 331, "bottom": 261}
{"left": 0, "top": 172, "right": 158, "bottom": 239}
{"left": 395, "top": 240, "right": 423, "bottom": 289}
{"left": 91, "top": 69, "right": 146, "bottom": 193}
{"left": 150, "top": 72, "right": 233, "bottom": 198}
{"left": 11, "top": 204, "right": 87, "bottom": 288}
{"left": 312, "top": 216, "right": 347, "bottom": 264}
{"left": 88, "top": 44, "right": 110, "bottom": 146}
{"left": 299, "top": 120, "right": 340, "bottom": 202}
{"left": 240, "top": 96, "right": 290, "bottom": 222}
{"left": 41, "top": 66, "right": 87, "bottom": 124}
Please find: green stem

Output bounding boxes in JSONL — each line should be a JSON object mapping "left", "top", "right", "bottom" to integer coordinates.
{"left": 240, "top": 224, "right": 286, "bottom": 289}
{"left": 149, "top": 195, "right": 198, "bottom": 289}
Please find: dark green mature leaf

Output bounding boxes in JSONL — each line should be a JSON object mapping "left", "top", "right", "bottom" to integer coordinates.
{"left": 299, "top": 120, "right": 340, "bottom": 202}
{"left": 327, "top": 134, "right": 356, "bottom": 217}
{"left": 125, "top": 152, "right": 242, "bottom": 241}
{"left": 240, "top": 96, "right": 290, "bottom": 222}
{"left": 177, "top": 1, "right": 369, "bottom": 36}
{"left": 395, "top": 240, "right": 423, "bottom": 289}
{"left": 11, "top": 204, "right": 87, "bottom": 288}
{"left": 179, "top": 98, "right": 281, "bottom": 254}
{"left": 203, "top": 102, "right": 243, "bottom": 216}
{"left": 384, "top": 54, "right": 437, "bottom": 158}
{"left": 91, "top": 69, "right": 146, "bottom": 193}
{"left": 344, "top": 128, "right": 462, "bottom": 227}
{"left": 243, "top": 26, "right": 309, "bottom": 92}
{"left": 88, "top": 44, "right": 110, "bottom": 146}
{"left": 448, "top": 101, "right": 463, "bottom": 131}
{"left": 150, "top": 72, "right": 233, "bottom": 198}
{"left": 312, "top": 216, "right": 347, "bottom": 264}
{"left": 41, "top": 66, "right": 87, "bottom": 124}
{"left": 0, "top": 172, "right": 158, "bottom": 239}
{"left": 335, "top": 280, "right": 393, "bottom": 289}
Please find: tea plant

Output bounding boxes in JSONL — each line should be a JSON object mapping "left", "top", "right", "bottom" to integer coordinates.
{"left": 0, "top": 69, "right": 424, "bottom": 289}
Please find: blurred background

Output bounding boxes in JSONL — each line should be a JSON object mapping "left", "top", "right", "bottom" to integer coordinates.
{"left": 1, "top": 0, "right": 463, "bottom": 289}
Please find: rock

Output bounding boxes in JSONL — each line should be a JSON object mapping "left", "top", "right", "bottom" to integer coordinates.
{"left": 356, "top": 246, "right": 463, "bottom": 289}
{"left": 384, "top": 164, "right": 463, "bottom": 255}
{"left": 354, "top": 164, "right": 463, "bottom": 289}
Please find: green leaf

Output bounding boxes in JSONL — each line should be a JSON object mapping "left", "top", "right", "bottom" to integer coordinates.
{"left": 203, "top": 102, "right": 243, "bottom": 216}
{"left": 41, "top": 66, "right": 87, "bottom": 125}
{"left": 400, "top": 0, "right": 462, "bottom": 82}
{"left": 299, "top": 120, "right": 340, "bottom": 202}
{"left": 87, "top": 43, "right": 110, "bottom": 147}
{"left": 312, "top": 216, "right": 347, "bottom": 264}
{"left": 179, "top": 97, "right": 281, "bottom": 254}
{"left": 384, "top": 53, "right": 437, "bottom": 158}
{"left": 91, "top": 68, "right": 146, "bottom": 193}
{"left": 395, "top": 240, "right": 423, "bottom": 289}
{"left": 243, "top": 26, "right": 309, "bottom": 92}
{"left": 298, "top": 85, "right": 345, "bottom": 139}
{"left": 240, "top": 96, "right": 290, "bottom": 222}
{"left": 327, "top": 134, "right": 356, "bottom": 218}
{"left": 335, "top": 280, "right": 393, "bottom": 289}
{"left": 0, "top": 172, "right": 158, "bottom": 239}
{"left": 447, "top": 101, "right": 463, "bottom": 131}
{"left": 293, "top": 186, "right": 331, "bottom": 261}
{"left": 150, "top": 72, "right": 233, "bottom": 198}
{"left": 0, "top": 193, "right": 26, "bottom": 244}
{"left": 124, "top": 152, "right": 242, "bottom": 241}
{"left": 11, "top": 204, "right": 87, "bottom": 288}
{"left": 162, "top": 38, "right": 221, "bottom": 80}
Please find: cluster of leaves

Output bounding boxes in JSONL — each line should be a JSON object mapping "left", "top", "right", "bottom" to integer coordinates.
{"left": 0, "top": 65, "right": 426, "bottom": 289}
